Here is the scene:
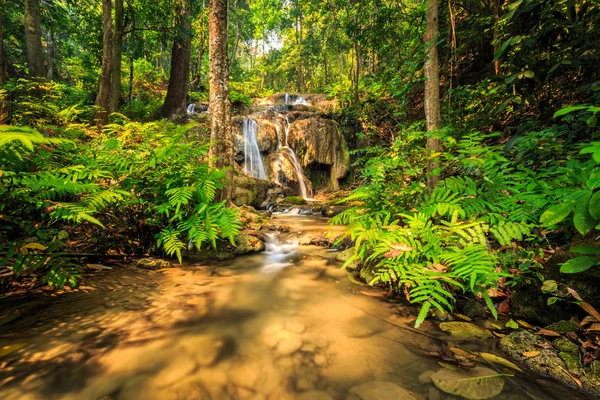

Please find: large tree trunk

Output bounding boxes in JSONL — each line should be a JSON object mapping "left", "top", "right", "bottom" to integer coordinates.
{"left": 160, "top": 0, "right": 192, "bottom": 118}
{"left": 424, "top": 0, "right": 441, "bottom": 190}
{"left": 94, "top": 0, "right": 113, "bottom": 124}
{"left": 208, "top": 0, "right": 233, "bottom": 203}
{"left": 109, "top": 0, "right": 124, "bottom": 113}
{"left": 493, "top": 0, "right": 501, "bottom": 76}
{"left": 24, "top": 0, "right": 45, "bottom": 78}
{"left": 0, "top": 11, "right": 9, "bottom": 84}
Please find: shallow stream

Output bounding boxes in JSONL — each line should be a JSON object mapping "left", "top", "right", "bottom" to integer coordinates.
{"left": 0, "top": 215, "right": 585, "bottom": 399}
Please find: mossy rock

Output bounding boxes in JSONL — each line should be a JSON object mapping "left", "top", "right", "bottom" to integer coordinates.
{"left": 456, "top": 299, "right": 487, "bottom": 320}
{"left": 137, "top": 258, "right": 173, "bottom": 270}
{"left": 281, "top": 196, "right": 307, "bottom": 205}
{"left": 545, "top": 320, "right": 579, "bottom": 334}
{"left": 510, "top": 281, "right": 576, "bottom": 326}
{"left": 500, "top": 331, "right": 600, "bottom": 397}
{"left": 552, "top": 337, "right": 582, "bottom": 374}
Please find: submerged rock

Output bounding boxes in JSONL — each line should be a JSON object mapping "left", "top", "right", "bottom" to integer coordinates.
{"left": 500, "top": 330, "right": 600, "bottom": 397}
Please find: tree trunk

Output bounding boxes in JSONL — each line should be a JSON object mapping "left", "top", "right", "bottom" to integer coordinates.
{"left": 493, "top": 0, "right": 501, "bottom": 76}
{"left": 352, "top": 12, "right": 360, "bottom": 105}
{"left": 94, "top": 0, "right": 113, "bottom": 125}
{"left": 208, "top": 0, "right": 233, "bottom": 203}
{"left": 109, "top": 0, "right": 124, "bottom": 113}
{"left": 160, "top": 0, "right": 192, "bottom": 118}
{"left": 424, "top": 0, "right": 441, "bottom": 190}
{"left": 127, "top": 1, "right": 135, "bottom": 106}
{"left": 24, "top": 0, "right": 45, "bottom": 78}
{"left": 0, "top": 11, "right": 9, "bottom": 84}
{"left": 46, "top": 29, "right": 54, "bottom": 80}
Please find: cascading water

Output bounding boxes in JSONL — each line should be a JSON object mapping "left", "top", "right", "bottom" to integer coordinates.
{"left": 186, "top": 104, "right": 195, "bottom": 115}
{"left": 242, "top": 118, "right": 267, "bottom": 179}
{"left": 281, "top": 115, "right": 312, "bottom": 199}
{"left": 261, "top": 233, "right": 299, "bottom": 273}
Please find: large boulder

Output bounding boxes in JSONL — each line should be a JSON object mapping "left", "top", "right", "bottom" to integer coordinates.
{"left": 231, "top": 174, "right": 274, "bottom": 209}
{"left": 288, "top": 118, "right": 350, "bottom": 191}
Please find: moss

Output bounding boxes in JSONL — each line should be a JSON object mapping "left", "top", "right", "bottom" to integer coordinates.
{"left": 588, "top": 360, "right": 600, "bottom": 380}
{"left": 552, "top": 337, "right": 579, "bottom": 353}
{"left": 335, "top": 248, "right": 360, "bottom": 270}
{"left": 282, "top": 196, "right": 307, "bottom": 205}
{"left": 545, "top": 320, "right": 579, "bottom": 333}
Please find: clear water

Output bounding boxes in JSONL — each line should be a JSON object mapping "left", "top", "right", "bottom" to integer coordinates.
{"left": 0, "top": 215, "right": 584, "bottom": 400}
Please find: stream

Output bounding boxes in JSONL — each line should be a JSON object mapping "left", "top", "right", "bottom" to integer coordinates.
{"left": 0, "top": 214, "right": 585, "bottom": 400}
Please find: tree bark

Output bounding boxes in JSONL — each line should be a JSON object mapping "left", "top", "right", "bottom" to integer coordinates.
{"left": 493, "top": 0, "right": 501, "bottom": 76}
{"left": 0, "top": 10, "right": 9, "bottom": 84}
{"left": 24, "top": 0, "right": 45, "bottom": 78}
{"left": 424, "top": 0, "right": 441, "bottom": 190}
{"left": 208, "top": 0, "right": 233, "bottom": 203}
{"left": 94, "top": 0, "right": 113, "bottom": 124}
{"left": 160, "top": 0, "right": 192, "bottom": 119}
{"left": 109, "top": 0, "right": 124, "bottom": 113}
{"left": 352, "top": 12, "right": 360, "bottom": 105}
{"left": 127, "top": 1, "right": 135, "bottom": 106}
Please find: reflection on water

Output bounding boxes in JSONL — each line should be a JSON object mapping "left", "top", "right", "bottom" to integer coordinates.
{"left": 0, "top": 215, "right": 586, "bottom": 400}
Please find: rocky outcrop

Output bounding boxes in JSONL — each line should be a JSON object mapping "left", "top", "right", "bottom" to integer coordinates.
{"left": 231, "top": 174, "right": 275, "bottom": 209}
{"left": 288, "top": 118, "right": 350, "bottom": 191}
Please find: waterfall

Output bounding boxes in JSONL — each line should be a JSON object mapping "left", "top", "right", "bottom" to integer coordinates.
{"left": 187, "top": 104, "right": 195, "bottom": 115}
{"left": 281, "top": 115, "right": 312, "bottom": 199}
{"left": 242, "top": 118, "right": 267, "bottom": 179}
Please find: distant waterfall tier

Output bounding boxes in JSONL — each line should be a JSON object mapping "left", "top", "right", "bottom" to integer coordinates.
{"left": 242, "top": 118, "right": 267, "bottom": 179}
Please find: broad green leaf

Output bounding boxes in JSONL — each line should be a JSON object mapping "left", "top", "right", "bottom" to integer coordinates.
{"left": 560, "top": 256, "right": 597, "bottom": 274}
{"left": 571, "top": 246, "right": 600, "bottom": 254}
{"left": 523, "top": 71, "right": 534, "bottom": 78}
{"left": 574, "top": 197, "right": 596, "bottom": 236}
{"left": 590, "top": 191, "right": 600, "bottom": 220}
{"left": 540, "top": 200, "right": 576, "bottom": 226}
{"left": 553, "top": 106, "right": 589, "bottom": 118}
{"left": 431, "top": 367, "right": 507, "bottom": 399}
{"left": 439, "top": 322, "right": 492, "bottom": 340}
{"left": 548, "top": 297, "right": 560, "bottom": 305}
{"left": 415, "top": 301, "right": 431, "bottom": 329}
{"left": 494, "top": 38, "right": 512, "bottom": 60}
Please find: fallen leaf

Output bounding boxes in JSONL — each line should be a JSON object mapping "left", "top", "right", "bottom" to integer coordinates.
{"left": 479, "top": 352, "right": 523, "bottom": 372}
{"left": 439, "top": 322, "right": 492, "bottom": 340}
{"left": 535, "top": 328, "right": 561, "bottom": 337}
{"left": 558, "top": 365, "right": 582, "bottom": 387}
{"left": 23, "top": 242, "right": 48, "bottom": 251}
{"left": 517, "top": 320, "right": 536, "bottom": 329}
{"left": 581, "top": 302, "right": 600, "bottom": 323}
{"left": 568, "top": 287, "right": 583, "bottom": 301}
{"left": 431, "top": 366, "right": 508, "bottom": 399}
{"left": 383, "top": 249, "right": 403, "bottom": 258}
{"left": 581, "top": 315, "right": 598, "bottom": 326}
{"left": 0, "top": 343, "right": 26, "bottom": 358}
{"left": 497, "top": 299, "right": 510, "bottom": 314}
{"left": 389, "top": 243, "right": 414, "bottom": 251}
{"left": 438, "top": 362, "right": 458, "bottom": 371}
{"left": 536, "top": 342, "right": 554, "bottom": 349}
{"left": 585, "top": 323, "right": 600, "bottom": 332}
{"left": 492, "top": 331, "right": 506, "bottom": 338}
{"left": 522, "top": 351, "right": 541, "bottom": 358}
{"left": 449, "top": 347, "right": 478, "bottom": 360}
{"left": 433, "top": 263, "right": 448, "bottom": 272}
{"left": 455, "top": 313, "right": 472, "bottom": 321}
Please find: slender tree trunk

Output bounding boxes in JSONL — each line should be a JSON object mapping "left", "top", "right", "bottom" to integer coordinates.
{"left": 109, "top": 0, "right": 124, "bottom": 113}
{"left": 424, "top": 0, "right": 441, "bottom": 190}
{"left": 352, "top": 10, "right": 360, "bottom": 105}
{"left": 230, "top": 0, "right": 242, "bottom": 75}
{"left": 160, "top": 0, "right": 192, "bottom": 118}
{"left": 24, "top": 0, "right": 45, "bottom": 78}
{"left": 493, "top": 0, "right": 501, "bottom": 76}
{"left": 0, "top": 10, "right": 9, "bottom": 84}
{"left": 94, "top": 0, "right": 113, "bottom": 124}
{"left": 128, "top": 1, "right": 135, "bottom": 106}
{"left": 208, "top": 0, "right": 233, "bottom": 203}
{"left": 46, "top": 29, "right": 54, "bottom": 80}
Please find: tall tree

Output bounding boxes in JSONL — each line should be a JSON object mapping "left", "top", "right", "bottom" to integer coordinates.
{"left": 160, "top": 0, "right": 192, "bottom": 118}
{"left": 46, "top": 29, "right": 54, "bottom": 80}
{"left": 424, "top": 0, "right": 441, "bottom": 189}
{"left": 109, "top": 0, "right": 124, "bottom": 113}
{"left": 94, "top": 0, "right": 113, "bottom": 124}
{"left": 208, "top": 0, "right": 233, "bottom": 202}
{"left": 24, "top": 0, "right": 45, "bottom": 78}
{"left": 0, "top": 8, "right": 8, "bottom": 84}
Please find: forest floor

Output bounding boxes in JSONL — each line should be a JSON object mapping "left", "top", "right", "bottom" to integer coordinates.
{"left": 0, "top": 213, "right": 585, "bottom": 400}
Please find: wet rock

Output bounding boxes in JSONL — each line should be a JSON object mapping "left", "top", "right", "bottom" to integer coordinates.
{"left": 346, "top": 381, "right": 417, "bottom": 400}
{"left": 510, "top": 282, "right": 575, "bottom": 326}
{"left": 545, "top": 320, "right": 579, "bottom": 333}
{"left": 232, "top": 174, "right": 274, "bottom": 208}
{"left": 229, "top": 364, "right": 260, "bottom": 389}
{"left": 428, "top": 387, "right": 441, "bottom": 400}
{"left": 552, "top": 337, "right": 582, "bottom": 373}
{"left": 321, "top": 206, "right": 347, "bottom": 218}
{"left": 500, "top": 330, "right": 600, "bottom": 397}
{"left": 418, "top": 370, "right": 434, "bottom": 384}
{"left": 137, "top": 258, "right": 172, "bottom": 270}
{"left": 280, "top": 196, "right": 307, "bottom": 206}
{"left": 287, "top": 321, "right": 306, "bottom": 334}
{"left": 456, "top": 299, "right": 487, "bottom": 320}
{"left": 314, "top": 354, "right": 327, "bottom": 367}
{"left": 297, "top": 390, "right": 333, "bottom": 400}
{"left": 335, "top": 248, "right": 360, "bottom": 270}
